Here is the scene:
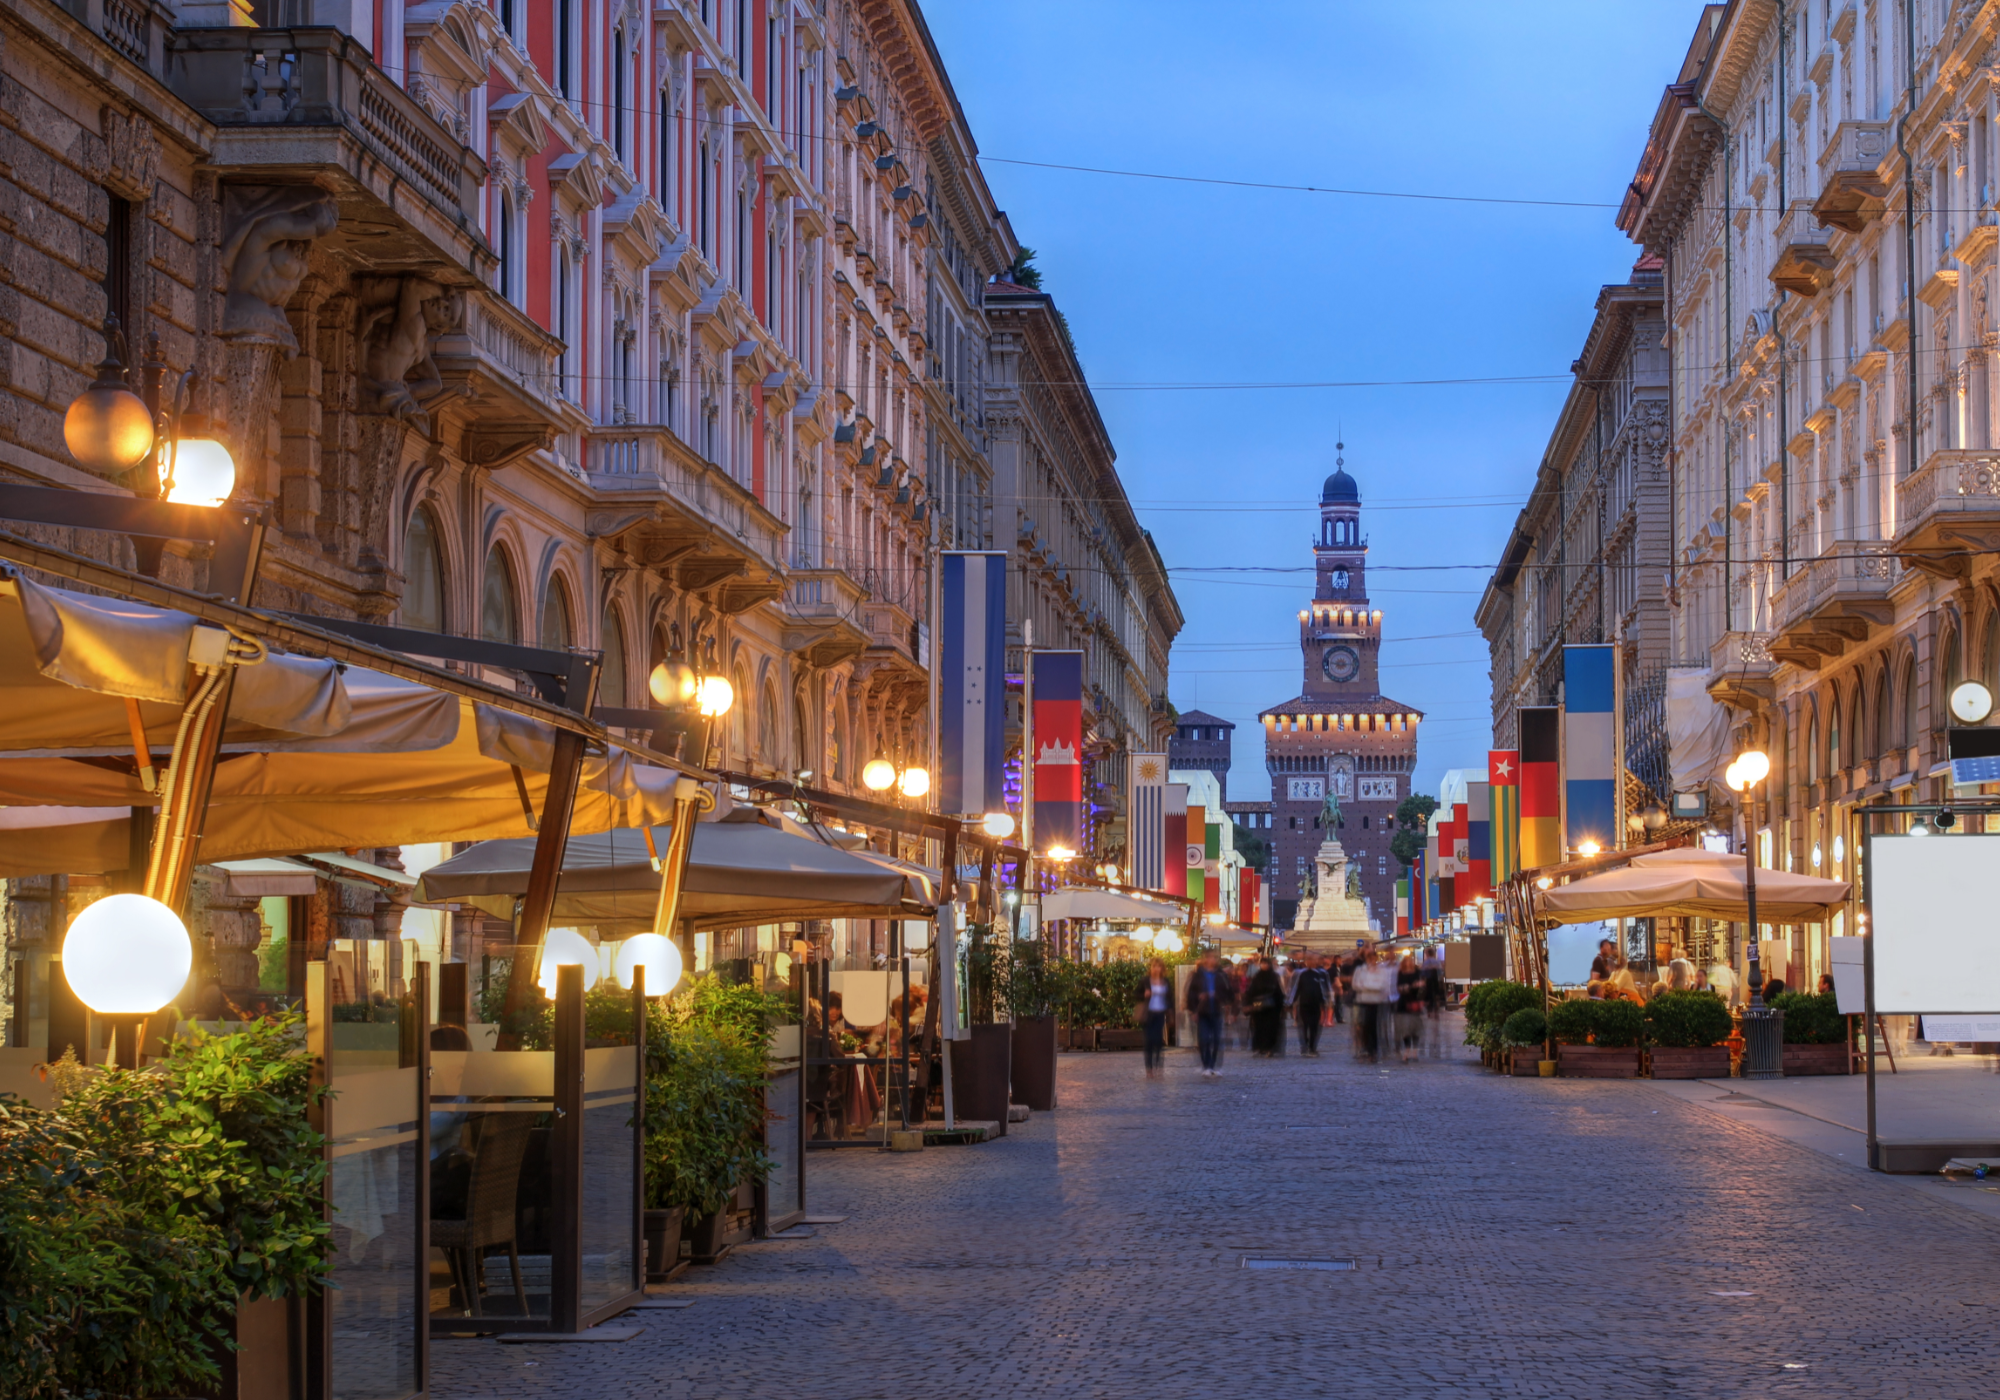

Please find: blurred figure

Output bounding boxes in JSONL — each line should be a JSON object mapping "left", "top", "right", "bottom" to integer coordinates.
{"left": 1394, "top": 952, "right": 1424, "bottom": 1063}
{"left": 1290, "top": 952, "right": 1331, "bottom": 1057}
{"left": 1351, "top": 948, "right": 1393, "bottom": 1062}
{"left": 1590, "top": 937, "right": 1620, "bottom": 982}
{"left": 1668, "top": 947, "right": 1696, "bottom": 991}
{"left": 1185, "top": 949, "right": 1235, "bottom": 1077}
{"left": 1245, "top": 956, "right": 1285, "bottom": 1057}
{"left": 1818, "top": 972, "right": 1836, "bottom": 996}
{"left": 1422, "top": 950, "right": 1446, "bottom": 1058}
{"left": 1138, "top": 958, "right": 1173, "bottom": 1079}
{"left": 1708, "top": 959, "right": 1740, "bottom": 1006}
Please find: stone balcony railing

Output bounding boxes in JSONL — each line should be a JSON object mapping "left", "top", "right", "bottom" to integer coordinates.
{"left": 1772, "top": 199, "right": 1839, "bottom": 295}
{"left": 587, "top": 427, "right": 788, "bottom": 610}
{"left": 1812, "top": 120, "right": 1890, "bottom": 233}
{"left": 1774, "top": 538, "right": 1900, "bottom": 633}
{"left": 1897, "top": 448, "right": 2000, "bottom": 544}
{"left": 429, "top": 290, "right": 571, "bottom": 432}
{"left": 780, "top": 568, "right": 871, "bottom": 667}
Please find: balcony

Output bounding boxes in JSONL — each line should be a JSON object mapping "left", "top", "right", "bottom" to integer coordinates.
{"left": 1706, "top": 631, "right": 1777, "bottom": 711}
{"left": 781, "top": 570, "right": 871, "bottom": 667}
{"left": 1812, "top": 120, "right": 1891, "bottom": 233}
{"left": 165, "top": 27, "right": 489, "bottom": 273}
{"left": 1768, "top": 539, "right": 1899, "bottom": 668}
{"left": 1771, "top": 200, "right": 1838, "bottom": 295}
{"left": 1894, "top": 447, "right": 2000, "bottom": 578}
{"left": 430, "top": 291, "right": 582, "bottom": 455}
{"left": 585, "top": 427, "right": 788, "bottom": 614}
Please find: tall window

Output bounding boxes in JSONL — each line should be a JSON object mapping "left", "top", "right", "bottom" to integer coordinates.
{"left": 1827, "top": 700, "right": 1841, "bottom": 776}
{"left": 557, "top": 248, "right": 574, "bottom": 398}
{"left": 612, "top": 30, "right": 627, "bottom": 163}
{"left": 481, "top": 545, "right": 519, "bottom": 643}
{"left": 600, "top": 608, "right": 627, "bottom": 707}
{"left": 1873, "top": 671, "right": 1889, "bottom": 758}
{"left": 793, "top": 693, "right": 811, "bottom": 774}
{"left": 697, "top": 140, "right": 710, "bottom": 253}
{"left": 1900, "top": 662, "right": 1917, "bottom": 751}
{"left": 540, "top": 575, "right": 572, "bottom": 650}
{"left": 403, "top": 509, "right": 446, "bottom": 632}
{"left": 499, "top": 193, "right": 516, "bottom": 304}
{"left": 729, "top": 665, "right": 749, "bottom": 759}
{"left": 557, "top": 0, "right": 574, "bottom": 100}
{"left": 104, "top": 194, "right": 133, "bottom": 341}
{"left": 759, "top": 684, "right": 779, "bottom": 763}
{"left": 660, "top": 98, "right": 675, "bottom": 207}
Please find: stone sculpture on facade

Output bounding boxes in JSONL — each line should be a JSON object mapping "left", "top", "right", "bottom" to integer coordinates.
{"left": 218, "top": 186, "right": 339, "bottom": 354}
{"left": 359, "top": 275, "right": 450, "bottom": 426}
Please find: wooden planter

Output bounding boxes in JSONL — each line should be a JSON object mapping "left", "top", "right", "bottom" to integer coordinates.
{"left": 1097, "top": 1028, "right": 1145, "bottom": 1051}
{"left": 1647, "top": 1046, "right": 1732, "bottom": 1079}
{"left": 1508, "top": 1047, "right": 1545, "bottom": 1076}
{"left": 1782, "top": 1042, "right": 1851, "bottom": 1075}
{"left": 948, "top": 1023, "right": 1012, "bottom": 1133}
{"left": 644, "top": 1207, "right": 686, "bottom": 1282}
{"left": 1012, "top": 1016, "right": 1058, "bottom": 1111}
{"left": 1064, "top": 1026, "right": 1098, "bottom": 1051}
{"left": 1556, "top": 1044, "right": 1641, "bottom": 1078}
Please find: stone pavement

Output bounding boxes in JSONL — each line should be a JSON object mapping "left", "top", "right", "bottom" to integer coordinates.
{"left": 434, "top": 1031, "right": 2000, "bottom": 1399}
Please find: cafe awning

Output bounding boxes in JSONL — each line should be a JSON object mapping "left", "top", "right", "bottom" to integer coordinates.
{"left": 414, "top": 808, "right": 938, "bottom": 931}
{"left": 1041, "top": 887, "right": 1190, "bottom": 923}
{"left": 1531, "top": 848, "right": 1851, "bottom": 925}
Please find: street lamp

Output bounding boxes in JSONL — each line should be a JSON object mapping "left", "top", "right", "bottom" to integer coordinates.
{"left": 897, "top": 765, "right": 930, "bottom": 799}
{"left": 613, "top": 932, "right": 684, "bottom": 995}
{"left": 62, "top": 320, "right": 155, "bottom": 474}
{"left": 981, "top": 811, "right": 1015, "bottom": 839}
{"left": 538, "top": 927, "right": 600, "bottom": 997}
{"left": 61, "top": 893, "right": 194, "bottom": 1068}
{"left": 1725, "top": 746, "right": 1781, "bottom": 1078}
{"left": 861, "top": 754, "right": 897, "bottom": 792}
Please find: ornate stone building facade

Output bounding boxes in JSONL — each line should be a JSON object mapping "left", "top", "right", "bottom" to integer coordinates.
{"left": 1259, "top": 461, "right": 1421, "bottom": 929}
{"left": 1477, "top": 261, "right": 1674, "bottom": 803}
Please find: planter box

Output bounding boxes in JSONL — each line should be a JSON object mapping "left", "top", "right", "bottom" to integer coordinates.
{"left": 1647, "top": 1046, "right": 1732, "bottom": 1079}
{"left": 1556, "top": 1044, "right": 1641, "bottom": 1078}
{"left": 644, "top": 1207, "right": 685, "bottom": 1282}
{"left": 1782, "top": 1042, "right": 1851, "bottom": 1075}
{"left": 1012, "top": 1016, "right": 1058, "bottom": 1110}
{"left": 1063, "top": 1026, "right": 1097, "bottom": 1051}
{"left": 948, "top": 1023, "right": 1011, "bottom": 1133}
{"left": 1508, "top": 1047, "right": 1545, "bottom": 1077}
{"left": 1097, "top": 1028, "right": 1145, "bottom": 1051}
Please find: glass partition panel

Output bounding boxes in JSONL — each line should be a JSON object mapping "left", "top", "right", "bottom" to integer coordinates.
{"left": 579, "top": 1045, "right": 639, "bottom": 1314}
{"left": 326, "top": 1011, "right": 420, "bottom": 1397}
{"left": 765, "top": 1021, "right": 802, "bottom": 1224}
{"left": 428, "top": 1048, "right": 556, "bottom": 1322}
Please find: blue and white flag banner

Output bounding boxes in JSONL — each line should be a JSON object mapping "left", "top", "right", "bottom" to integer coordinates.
{"left": 939, "top": 552, "right": 1007, "bottom": 816}
{"left": 1562, "top": 644, "right": 1617, "bottom": 854}
{"left": 1129, "top": 753, "right": 1166, "bottom": 890}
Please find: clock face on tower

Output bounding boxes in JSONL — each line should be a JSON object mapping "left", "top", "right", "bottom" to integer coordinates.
{"left": 1321, "top": 645, "right": 1359, "bottom": 683}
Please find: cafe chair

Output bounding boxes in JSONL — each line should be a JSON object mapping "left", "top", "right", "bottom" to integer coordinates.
{"left": 432, "top": 1114, "right": 534, "bottom": 1317}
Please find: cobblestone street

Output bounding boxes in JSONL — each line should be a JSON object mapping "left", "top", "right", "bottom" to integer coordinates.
{"left": 435, "top": 1037, "right": 2000, "bottom": 1399}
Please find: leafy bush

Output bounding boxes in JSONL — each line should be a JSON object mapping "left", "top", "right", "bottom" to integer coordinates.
{"left": 0, "top": 1017, "right": 329, "bottom": 1400}
{"left": 1464, "top": 980, "right": 1541, "bottom": 1050}
{"left": 1646, "top": 990, "right": 1734, "bottom": 1048}
{"left": 1771, "top": 990, "right": 1846, "bottom": 1044}
{"left": 642, "top": 1028, "right": 771, "bottom": 1216}
{"left": 1500, "top": 1007, "right": 1547, "bottom": 1048}
{"left": 1592, "top": 999, "right": 1646, "bottom": 1048}
{"left": 1547, "top": 997, "right": 1598, "bottom": 1046}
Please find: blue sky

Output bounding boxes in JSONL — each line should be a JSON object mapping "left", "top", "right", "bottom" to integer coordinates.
{"left": 923, "top": 1, "right": 1704, "bottom": 801}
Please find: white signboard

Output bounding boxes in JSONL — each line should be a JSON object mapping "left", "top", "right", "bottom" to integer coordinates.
{"left": 1358, "top": 777, "right": 1397, "bottom": 802}
{"left": 1870, "top": 834, "right": 2000, "bottom": 1014}
{"left": 1829, "top": 936, "right": 1864, "bottom": 1015}
{"left": 1923, "top": 1015, "right": 2000, "bottom": 1042}
{"left": 1287, "top": 777, "right": 1325, "bottom": 802}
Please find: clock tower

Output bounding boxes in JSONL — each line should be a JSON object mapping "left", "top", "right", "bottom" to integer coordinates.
{"left": 1257, "top": 449, "right": 1424, "bottom": 935}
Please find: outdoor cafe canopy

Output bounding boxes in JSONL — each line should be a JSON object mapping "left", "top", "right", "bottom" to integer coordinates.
{"left": 1041, "top": 887, "right": 1190, "bottom": 924}
{"left": 0, "top": 572, "right": 690, "bottom": 876}
{"left": 1530, "top": 848, "right": 1851, "bottom": 926}
{"left": 414, "top": 808, "right": 939, "bottom": 931}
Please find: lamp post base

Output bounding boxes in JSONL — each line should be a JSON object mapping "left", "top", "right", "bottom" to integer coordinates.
{"left": 1741, "top": 1005, "right": 1785, "bottom": 1080}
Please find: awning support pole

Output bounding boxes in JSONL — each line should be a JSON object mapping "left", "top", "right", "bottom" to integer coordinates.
{"left": 500, "top": 728, "right": 590, "bottom": 1042}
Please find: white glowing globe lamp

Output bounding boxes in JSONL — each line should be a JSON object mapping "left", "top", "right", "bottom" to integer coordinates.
{"left": 538, "top": 927, "right": 599, "bottom": 996}
{"left": 164, "top": 436, "right": 236, "bottom": 506}
{"left": 614, "top": 933, "right": 684, "bottom": 995}
{"left": 1734, "top": 749, "right": 1771, "bottom": 785}
{"left": 1129, "top": 927, "right": 1155, "bottom": 946}
{"left": 982, "top": 811, "right": 1015, "bottom": 839}
{"left": 898, "top": 765, "right": 931, "bottom": 798}
{"left": 695, "top": 675, "right": 735, "bottom": 718}
{"left": 61, "top": 893, "right": 193, "bottom": 1014}
{"left": 1724, "top": 760, "right": 1745, "bottom": 793}
{"left": 861, "top": 757, "right": 897, "bottom": 791}
{"left": 1157, "top": 932, "right": 1185, "bottom": 954}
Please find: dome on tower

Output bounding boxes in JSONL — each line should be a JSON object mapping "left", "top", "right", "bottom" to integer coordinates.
{"left": 1321, "top": 465, "right": 1358, "bottom": 504}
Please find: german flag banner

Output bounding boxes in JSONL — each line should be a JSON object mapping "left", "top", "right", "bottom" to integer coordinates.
{"left": 1518, "top": 707, "right": 1560, "bottom": 870}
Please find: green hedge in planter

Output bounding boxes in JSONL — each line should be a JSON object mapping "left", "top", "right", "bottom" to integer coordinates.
{"left": 1464, "top": 980, "right": 1541, "bottom": 1050}
{"left": 1500, "top": 1007, "right": 1546, "bottom": 1048}
{"left": 1547, "top": 998, "right": 1645, "bottom": 1048}
{"left": 1771, "top": 990, "right": 1846, "bottom": 1044}
{"left": 1645, "top": 990, "right": 1734, "bottom": 1048}
{"left": 0, "top": 1017, "right": 330, "bottom": 1400}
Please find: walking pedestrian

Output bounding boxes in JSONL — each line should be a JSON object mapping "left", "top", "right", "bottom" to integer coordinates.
{"left": 1290, "top": 952, "right": 1331, "bottom": 1057}
{"left": 1351, "top": 947, "right": 1393, "bottom": 1062}
{"left": 1422, "top": 950, "right": 1446, "bottom": 1058}
{"left": 1245, "top": 956, "right": 1285, "bottom": 1057}
{"left": 1185, "top": 949, "right": 1234, "bottom": 1077}
{"left": 1138, "top": 958, "right": 1173, "bottom": 1078}
{"left": 1395, "top": 952, "right": 1425, "bottom": 1063}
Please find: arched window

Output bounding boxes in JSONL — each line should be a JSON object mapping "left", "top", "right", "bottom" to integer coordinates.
{"left": 540, "top": 575, "right": 572, "bottom": 650}
{"left": 759, "top": 684, "right": 779, "bottom": 763}
{"left": 1806, "top": 711, "right": 1819, "bottom": 784}
{"left": 481, "top": 545, "right": 519, "bottom": 643}
{"left": 829, "top": 709, "right": 844, "bottom": 782}
{"left": 728, "top": 664, "right": 749, "bottom": 760}
{"left": 1849, "top": 684, "right": 1866, "bottom": 769}
{"left": 1942, "top": 628, "right": 1964, "bottom": 699}
{"left": 402, "top": 508, "right": 446, "bottom": 633}
{"left": 600, "top": 607, "right": 628, "bottom": 708}
{"left": 1900, "top": 661, "right": 1917, "bottom": 751}
{"left": 1986, "top": 611, "right": 2000, "bottom": 692}
{"left": 1873, "top": 671, "right": 1889, "bottom": 758}
{"left": 1827, "top": 699, "right": 1841, "bottom": 776}
{"left": 793, "top": 693, "right": 812, "bottom": 774}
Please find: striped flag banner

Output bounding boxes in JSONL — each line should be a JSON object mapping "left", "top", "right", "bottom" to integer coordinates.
{"left": 1518, "top": 707, "right": 1561, "bottom": 870}
{"left": 1466, "top": 781, "right": 1491, "bottom": 904}
{"left": 1203, "top": 817, "right": 1221, "bottom": 915}
{"left": 1163, "top": 784, "right": 1188, "bottom": 897}
{"left": 1488, "top": 750, "right": 1520, "bottom": 884}
{"left": 1030, "top": 650, "right": 1084, "bottom": 854}
{"left": 1395, "top": 874, "right": 1409, "bottom": 936}
{"left": 1185, "top": 801, "right": 1207, "bottom": 907}
{"left": 1563, "top": 645, "right": 1617, "bottom": 855}
{"left": 1129, "top": 753, "right": 1167, "bottom": 890}
{"left": 939, "top": 552, "right": 1006, "bottom": 815}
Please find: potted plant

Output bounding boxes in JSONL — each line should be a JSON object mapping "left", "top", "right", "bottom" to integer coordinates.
{"left": 1551, "top": 998, "right": 1643, "bottom": 1077}
{"left": 1644, "top": 991, "right": 1734, "bottom": 1078}
{"left": 1006, "top": 939, "right": 1061, "bottom": 1109}
{"left": 1500, "top": 1007, "right": 1547, "bottom": 1076}
{"left": 1771, "top": 991, "right": 1850, "bottom": 1074}
{"left": 645, "top": 1025, "right": 772, "bottom": 1266}
{"left": 1095, "top": 959, "right": 1150, "bottom": 1050}
{"left": 1463, "top": 980, "right": 1541, "bottom": 1068}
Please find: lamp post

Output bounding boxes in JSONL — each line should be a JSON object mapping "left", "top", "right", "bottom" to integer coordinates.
{"left": 61, "top": 892, "right": 195, "bottom": 1069}
{"left": 1726, "top": 747, "right": 1782, "bottom": 1078}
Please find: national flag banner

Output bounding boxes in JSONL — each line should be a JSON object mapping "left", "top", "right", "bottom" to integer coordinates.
{"left": 1451, "top": 804, "right": 1470, "bottom": 885}
{"left": 1163, "top": 784, "right": 1188, "bottom": 897}
{"left": 939, "top": 552, "right": 1007, "bottom": 815}
{"left": 1030, "top": 650, "right": 1084, "bottom": 854}
{"left": 1562, "top": 645, "right": 1617, "bottom": 855}
{"left": 1466, "top": 781, "right": 1492, "bottom": 904}
{"left": 1203, "top": 818, "right": 1221, "bottom": 914}
{"left": 1242, "top": 869, "right": 1260, "bottom": 926}
{"left": 1519, "top": 707, "right": 1561, "bottom": 870}
{"left": 1395, "top": 874, "right": 1409, "bottom": 936}
{"left": 1411, "top": 847, "right": 1425, "bottom": 927}
{"left": 1185, "top": 801, "right": 1206, "bottom": 907}
{"left": 1489, "top": 750, "right": 1520, "bottom": 884}
{"left": 1129, "top": 753, "right": 1167, "bottom": 889}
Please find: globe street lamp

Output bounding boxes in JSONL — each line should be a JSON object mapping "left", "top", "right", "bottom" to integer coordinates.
{"left": 61, "top": 893, "right": 194, "bottom": 1068}
{"left": 981, "top": 811, "right": 1015, "bottom": 839}
{"left": 613, "top": 932, "right": 684, "bottom": 996}
{"left": 1726, "top": 747, "right": 1781, "bottom": 1078}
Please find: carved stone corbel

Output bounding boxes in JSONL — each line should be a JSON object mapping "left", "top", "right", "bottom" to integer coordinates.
{"left": 463, "top": 422, "right": 556, "bottom": 471}
{"left": 219, "top": 187, "right": 340, "bottom": 355}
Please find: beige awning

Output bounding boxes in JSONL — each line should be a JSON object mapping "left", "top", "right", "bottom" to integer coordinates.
{"left": 1042, "top": 887, "right": 1189, "bottom": 923}
{"left": 1532, "top": 848, "right": 1851, "bottom": 925}
{"left": 414, "top": 808, "right": 937, "bottom": 931}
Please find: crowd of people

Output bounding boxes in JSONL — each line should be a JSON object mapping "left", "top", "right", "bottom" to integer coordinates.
{"left": 1583, "top": 937, "right": 1836, "bottom": 1007}
{"left": 1142, "top": 946, "right": 1455, "bottom": 1078}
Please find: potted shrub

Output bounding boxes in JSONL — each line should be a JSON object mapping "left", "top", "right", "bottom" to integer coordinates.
{"left": 1551, "top": 998, "right": 1643, "bottom": 1077}
{"left": 1463, "top": 980, "right": 1541, "bottom": 1068}
{"left": 1095, "top": 959, "right": 1150, "bottom": 1050}
{"left": 1772, "top": 991, "right": 1850, "bottom": 1074}
{"left": 645, "top": 1026, "right": 772, "bottom": 1266}
{"left": 1500, "top": 1007, "right": 1547, "bottom": 1076}
{"left": 1007, "top": 939, "right": 1061, "bottom": 1109}
{"left": 1644, "top": 991, "right": 1734, "bottom": 1078}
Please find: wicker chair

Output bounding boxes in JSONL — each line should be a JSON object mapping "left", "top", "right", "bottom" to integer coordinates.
{"left": 431, "top": 1114, "right": 534, "bottom": 1317}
